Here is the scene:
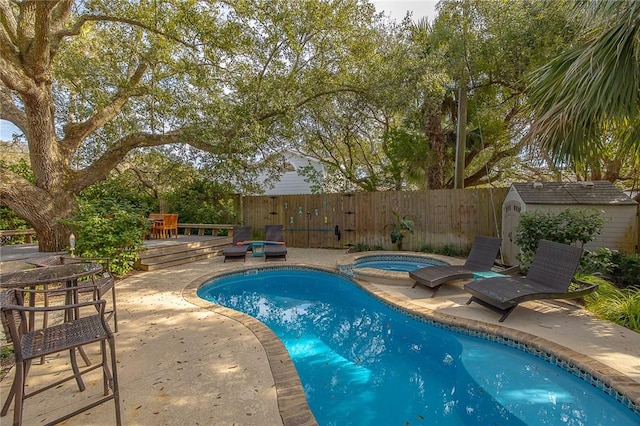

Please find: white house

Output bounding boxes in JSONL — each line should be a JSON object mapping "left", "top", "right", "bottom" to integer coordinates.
{"left": 258, "top": 150, "right": 325, "bottom": 195}
{"left": 501, "top": 181, "right": 638, "bottom": 264}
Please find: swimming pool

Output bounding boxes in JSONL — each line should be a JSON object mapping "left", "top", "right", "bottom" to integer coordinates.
{"left": 197, "top": 268, "right": 639, "bottom": 425}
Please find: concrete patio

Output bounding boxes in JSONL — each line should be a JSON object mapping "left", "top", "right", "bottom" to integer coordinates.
{"left": 0, "top": 246, "right": 639, "bottom": 425}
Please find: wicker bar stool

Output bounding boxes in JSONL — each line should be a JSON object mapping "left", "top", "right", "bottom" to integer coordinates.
{"left": 0, "top": 285, "right": 121, "bottom": 425}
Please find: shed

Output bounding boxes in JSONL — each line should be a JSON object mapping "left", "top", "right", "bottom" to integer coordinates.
{"left": 501, "top": 181, "right": 638, "bottom": 265}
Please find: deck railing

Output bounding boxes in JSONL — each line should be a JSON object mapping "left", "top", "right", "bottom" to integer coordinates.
{"left": 177, "top": 223, "right": 235, "bottom": 237}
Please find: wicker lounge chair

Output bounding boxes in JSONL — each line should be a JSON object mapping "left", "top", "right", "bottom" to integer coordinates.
{"left": 410, "top": 236, "right": 510, "bottom": 297}
{"left": 264, "top": 224, "right": 287, "bottom": 261}
{"left": 464, "top": 240, "right": 598, "bottom": 322}
{"left": 0, "top": 286, "right": 121, "bottom": 425}
{"left": 222, "top": 226, "right": 252, "bottom": 262}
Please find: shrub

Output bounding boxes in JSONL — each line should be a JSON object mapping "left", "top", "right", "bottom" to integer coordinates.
{"left": 439, "top": 244, "right": 463, "bottom": 257}
{"left": 580, "top": 248, "right": 615, "bottom": 274}
{"left": 80, "top": 171, "right": 157, "bottom": 213}
{"left": 165, "top": 179, "right": 237, "bottom": 224}
{"left": 582, "top": 277, "right": 640, "bottom": 332}
{"left": 64, "top": 199, "right": 149, "bottom": 276}
{"left": 384, "top": 211, "right": 415, "bottom": 251}
{"left": 608, "top": 251, "right": 640, "bottom": 289}
{"left": 417, "top": 244, "right": 435, "bottom": 253}
{"left": 583, "top": 249, "right": 640, "bottom": 289}
{"left": 351, "top": 243, "right": 372, "bottom": 252}
{"left": 515, "top": 207, "right": 604, "bottom": 267}
{"left": 417, "top": 244, "right": 464, "bottom": 257}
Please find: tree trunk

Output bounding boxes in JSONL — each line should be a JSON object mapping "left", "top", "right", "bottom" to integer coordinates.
{"left": 0, "top": 168, "right": 77, "bottom": 251}
{"left": 2, "top": 178, "right": 77, "bottom": 253}
{"left": 424, "top": 113, "right": 446, "bottom": 189}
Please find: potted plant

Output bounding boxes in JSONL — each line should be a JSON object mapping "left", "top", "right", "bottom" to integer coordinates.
{"left": 385, "top": 211, "right": 415, "bottom": 251}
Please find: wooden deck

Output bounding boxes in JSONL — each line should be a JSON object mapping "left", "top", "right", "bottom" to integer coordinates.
{"left": 136, "top": 235, "right": 232, "bottom": 270}
{"left": 0, "top": 235, "right": 233, "bottom": 271}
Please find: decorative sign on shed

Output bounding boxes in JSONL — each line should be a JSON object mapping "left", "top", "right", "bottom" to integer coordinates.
{"left": 502, "top": 181, "right": 638, "bottom": 265}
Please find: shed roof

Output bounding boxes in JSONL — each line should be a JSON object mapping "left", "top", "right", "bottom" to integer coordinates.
{"left": 511, "top": 181, "right": 638, "bottom": 205}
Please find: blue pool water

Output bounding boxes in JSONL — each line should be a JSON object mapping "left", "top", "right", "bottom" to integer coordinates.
{"left": 351, "top": 255, "right": 445, "bottom": 273}
{"left": 354, "top": 259, "right": 432, "bottom": 272}
{"left": 197, "top": 268, "right": 639, "bottom": 425}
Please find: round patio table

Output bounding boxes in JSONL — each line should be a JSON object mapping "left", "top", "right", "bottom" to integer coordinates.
{"left": 0, "top": 262, "right": 102, "bottom": 288}
{"left": 0, "top": 262, "right": 103, "bottom": 330}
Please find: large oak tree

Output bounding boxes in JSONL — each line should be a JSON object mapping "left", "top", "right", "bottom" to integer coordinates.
{"left": 0, "top": 0, "right": 381, "bottom": 250}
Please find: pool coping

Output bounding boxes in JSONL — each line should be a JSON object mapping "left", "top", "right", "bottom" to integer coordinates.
{"left": 182, "top": 263, "right": 640, "bottom": 424}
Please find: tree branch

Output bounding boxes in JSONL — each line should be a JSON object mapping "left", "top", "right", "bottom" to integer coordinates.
{"left": 70, "top": 130, "right": 212, "bottom": 191}
{"left": 55, "top": 14, "right": 199, "bottom": 50}
{"left": 0, "top": 45, "right": 35, "bottom": 94}
{"left": 60, "top": 60, "right": 149, "bottom": 154}
{"left": 51, "top": 0, "right": 73, "bottom": 30}
{"left": 0, "top": 0, "right": 18, "bottom": 50}
{"left": 0, "top": 85, "right": 27, "bottom": 133}
{"left": 116, "top": 163, "right": 158, "bottom": 198}
{"left": 0, "top": 166, "right": 54, "bottom": 225}
{"left": 257, "top": 87, "right": 362, "bottom": 121}
{"left": 31, "top": 1, "right": 57, "bottom": 83}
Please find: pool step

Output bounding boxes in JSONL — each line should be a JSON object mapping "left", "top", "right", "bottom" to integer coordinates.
{"left": 135, "top": 238, "right": 232, "bottom": 271}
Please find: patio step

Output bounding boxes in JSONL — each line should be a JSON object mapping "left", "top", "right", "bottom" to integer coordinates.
{"left": 135, "top": 238, "right": 232, "bottom": 271}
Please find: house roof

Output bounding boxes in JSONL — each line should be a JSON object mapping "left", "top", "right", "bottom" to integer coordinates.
{"left": 511, "top": 181, "right": 638, "bottom": 205}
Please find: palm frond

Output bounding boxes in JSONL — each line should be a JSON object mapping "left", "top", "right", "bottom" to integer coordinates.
{"left": 526, "top": 0, "right": 640, "bottom": 163}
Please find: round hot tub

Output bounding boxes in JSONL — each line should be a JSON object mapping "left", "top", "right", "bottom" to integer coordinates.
{"left": 338, "top": 252, "right": 451, "bottom": 286}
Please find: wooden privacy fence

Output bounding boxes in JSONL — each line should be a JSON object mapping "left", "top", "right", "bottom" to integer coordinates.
{"left": 240, "top": 188, "right": 509, "bottom": 251}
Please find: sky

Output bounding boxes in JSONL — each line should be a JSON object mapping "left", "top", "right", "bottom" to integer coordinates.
{"left": 0, "top": 1, "right": 439, "bottom": 141}
{"left": 372, "top": 0, "right": 438, "bottom": 22}
{"left": 0, "top": 121, "right": 19, "bottom": 141}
